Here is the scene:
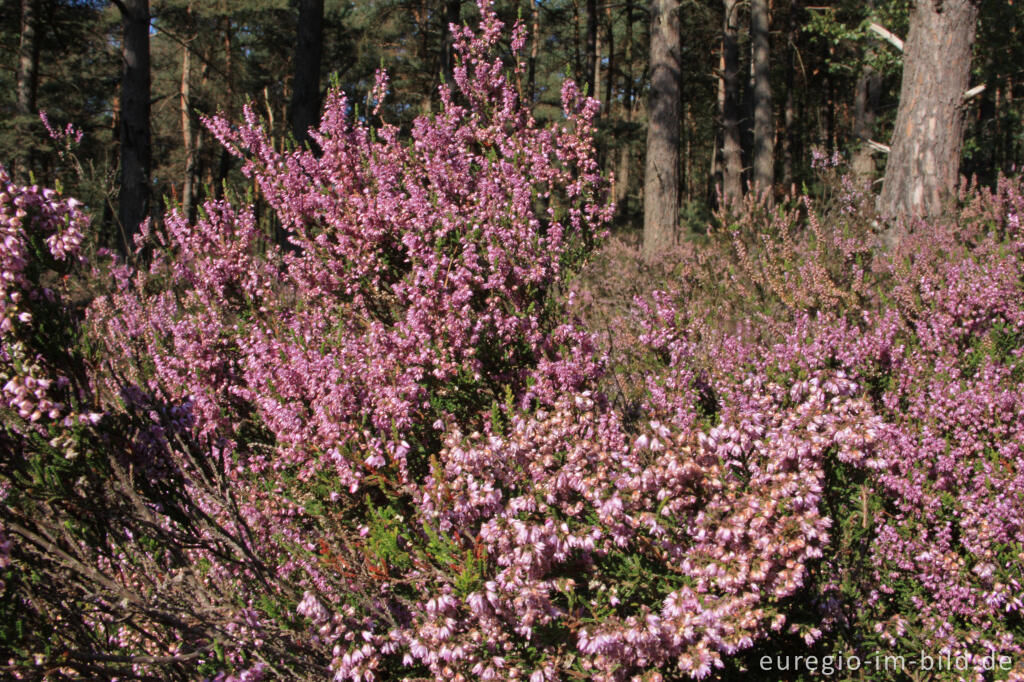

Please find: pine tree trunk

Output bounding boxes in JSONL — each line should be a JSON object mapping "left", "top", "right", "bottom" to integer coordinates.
{"left": 604, "top": 2, "right": 614, "bottom": 108}
{"left": 180, "top": 40, "right": 196, "bottom": 222}
{"left": 615, "top": 0, "right": 635, "bottom": 207}
{"left": 215, "top": 16, "right": 234, "bottom": 201}
{"left": 16, "top": 0, "right": 40, "bottom": 117}
{"left": 851, "top": 62, "right": 882, "bottom": 180}
{"left": 291, "top": 0, "right": 325, "bottom": 146}
{"left": 751, "top": 0, "right": 773, "bottom": 197}
{"left": 527, "top": 0, "right": 539, "bottom": 102}
{"left": 441, "top": 0, "right": 461, "bottom": 85}
{"left": 781, "top": 0, "right": 798, "bottom": 189}
{"left": 878, "top": 0, "right": 979, "bottom": 220}
{"left": 119, "top": 0, "right": 152, "bottom": 245}
{"left": 643, "top": 0, "right": 681, "bottom": 259}
{"left": 851, "top": 0, "right": 881, "bottom": 180}
{"left": 721, "top": 0, "right": 743, "bottom": 206}
{"left": 586, "top": 0, "right": 598, "bottom": 97}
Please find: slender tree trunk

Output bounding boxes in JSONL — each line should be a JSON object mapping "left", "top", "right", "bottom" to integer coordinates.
{"left": 118, "top": 0, "right": 152, "bottom": 246}
{"left": 850, "top": 0, "right": 881, "bottom": 180}
{"left": 291, "top": 0, "right": 325, "bottom": 146}
{"left": 879, "top": 0, "right": 980, "bottom": 220}
{"left": 615, "top": 0, "right": 635, "bottom": 206}
{"left": 721, "top": 0, "right": 743, "bottom": 206}
{"left": 13, "top": 0, "right": 41, "bottom": 177}
{"left": 643, "top": 0, "right": 681, "bottom": 259}
{"left": 851, "top": 62, "right": 882, "bottom": 180}
{"left": 528, "top": 0, "right": 539, "bottom": 101}
{"left": 441, "top": 0, "right": 461, "bottom": 85}
{"left": 751, "top": 0, "right": 773, "bottom": 197}
{"left": 604, "top": 2, "right": 614, "bottom": 108}
{"left": 825, "top": 65, "right": 835, "bottom": 151}
{"left": 16, "top": 0, "right": 40, "bottom": 117}
{"left": 180, "top": 40, "right": 196, "bottom": 221}
{"left": 586, "top": 0, "right": 598, "bottom": 97}
{"left": 781, "top": 0, "right": 797, "bottom": 188}
{"left": 216, "top": 16, "right": 234, "bottom": 200}
{"left": 573, "top": 0, "right": 582, "bottom": 87}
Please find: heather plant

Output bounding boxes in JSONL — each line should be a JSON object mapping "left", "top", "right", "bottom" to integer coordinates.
{"left": 89, "top": 1, "right": 611, "bottom": 491}
{"left": 5, "top": 3, "right": 1024, "bottom": 680}
{"left": 601, "top": 174, "right": 1024, "bottom": 679}
{"left": 1, "top": 165, "right": 321, "bottom": 679}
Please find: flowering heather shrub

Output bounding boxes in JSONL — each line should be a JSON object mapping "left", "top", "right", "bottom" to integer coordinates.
{"left": 5, "top": 8, "right": 1024, "bottom": 682}
{"left": 0, "top": 165, "right": 89, "bottom": 429}
{"left": 90, "top": 1, "right": 610, "bottom": 492}
{"left": 575, "top": 170, "right": 1024, "bottom": 679}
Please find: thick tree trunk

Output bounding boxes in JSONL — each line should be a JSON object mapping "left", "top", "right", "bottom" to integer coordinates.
{"left": 751, "top": 0, "right": 773, "bottom": 197}
{"left": 16, "top": 0, "right": 40, "bottom": 117}
{"left": 119, "top": 0, "right": 152, "bottom": 245}
{"left": 643, "top": 0, "right": 681, "bottom": 259}
{"left": 721, "top": 0, "right": 743, "bottom": 206}
{"left": 290, "top": 0, "right": 325, "bottom": 146}
{"left": 878, "top": 0, "right": 979, "bottom": 220}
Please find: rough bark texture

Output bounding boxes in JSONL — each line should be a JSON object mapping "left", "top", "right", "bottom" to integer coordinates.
{"left": 290, "top": 0, "right": 325, "bottom": 146}
{"left": 751, "top": 0, "right": 773, "bottom": 196}
{"left": 16, "top": 0, "right": 40, "bottom": 117}
{"left": 119, "top": 0, "right": 152, "bottom": 245}
{"left": 721, "top": 0, "right": 743, "bottom": 207}
{"left": 643, "top": 0, "right": 681, "bottom": 259}
{"left": 878, "top": 0, "right": 980, "bottom": 220}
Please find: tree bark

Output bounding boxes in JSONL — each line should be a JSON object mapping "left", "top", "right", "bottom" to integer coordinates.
{"left": 118, "top": 0, "right": 152, "bottom": 246}
{"left": 290, "top": 0, "right": 325, "bottom": 146}
{"left": 850, "top": 0, "right": 881, "bottom": 180}
{"left": 851, "top": 62, "right": 882, "bottom": 180}
{"left": 604, "top": 1, "right": 614, "bottom": 108}
{"left": 16, "top": 0, "right": 40, "bottom": 117}
{"left": 643, "top": 0, "right": 681, "bottom": 259}
{"left": 180, "top": 40, "right": 196, "bottom": 222}
{"left": 215, "top": 15, "right": 234, "bottom": 200}
{"left": 615, "top": 0, "right": 635, "bottom": 207}
{"left": 781, "top": 0, "right": 798, "bottom": 188}
{"left": 586, "top": 0, "right": 598, "bottom": 97}
{"left": 721, "top": 0, "right": 743, "bottom": 206}
{"left": 527, "top": 0, "right": 539, "bottom": 102}
{"left": 751, "top": 0, "right": 773, "bottom": 197}
{"left": 441, "top": 0, "right": 461, "bottom": 85}
{"left": 878, "top": 0, "right": 980, "bottom": 220}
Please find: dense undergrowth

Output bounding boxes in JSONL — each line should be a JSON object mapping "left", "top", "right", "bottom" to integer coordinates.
{"left": 3, "top": 3, "right": 1024, "bottom": 680}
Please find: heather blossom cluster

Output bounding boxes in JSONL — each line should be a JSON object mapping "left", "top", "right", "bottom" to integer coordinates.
{"left": 0, "top": 165, "right": 95, "bottom": 437}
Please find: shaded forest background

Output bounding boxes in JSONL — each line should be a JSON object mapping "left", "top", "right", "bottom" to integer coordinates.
{"left": 1, "top": 0, "right": 1023, "bottom": 248}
